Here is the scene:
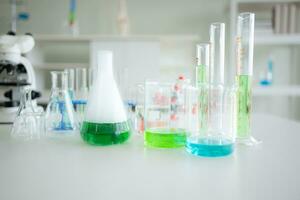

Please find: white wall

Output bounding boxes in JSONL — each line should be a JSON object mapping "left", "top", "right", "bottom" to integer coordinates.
{"left": 1, "top": 0, "right": 300, "bottom": 120}
{"left": 0, "top": 0, "right": 230, "bottom": 35}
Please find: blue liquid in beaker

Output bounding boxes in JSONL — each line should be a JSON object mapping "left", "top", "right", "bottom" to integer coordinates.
{"left": 186, "top": 138, "right": 234, "bottom": 157}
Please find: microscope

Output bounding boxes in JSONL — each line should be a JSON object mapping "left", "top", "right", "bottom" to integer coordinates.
{"left": 0, "top": 31, "right": 40, "bottom": 123}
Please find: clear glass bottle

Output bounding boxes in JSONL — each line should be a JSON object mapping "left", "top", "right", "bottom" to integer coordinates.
{"left": 80, "top": 51, "right": 131, "bottom": 145}
{"left": 46, "top": 71, "right": 78, "bottom": 132}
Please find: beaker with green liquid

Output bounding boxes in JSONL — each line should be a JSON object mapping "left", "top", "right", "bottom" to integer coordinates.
{"left": 144, "top": 80, "right": 188, "bottom": 148}
{"left": 80, "top": 51, "right": 131, "bottom": 146}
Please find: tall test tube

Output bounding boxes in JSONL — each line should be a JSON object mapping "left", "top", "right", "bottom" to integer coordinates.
{"left": 210, "top": 23, "right": 225, "bottom": 85}
{"left": 236, "top": 12, "right": 260, "bottom": 145}
{"left": 196, "top": 43, "right": 210, "bottom": 86}
{"left": 196, "top": 43, "right": 210, "bottom": 134}
{"left": 209, "top": 23, "right": 225, "bottom": 132}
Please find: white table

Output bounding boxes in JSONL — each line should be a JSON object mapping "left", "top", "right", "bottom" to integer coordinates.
{"left": 0, "top": 114, "right": 299, "bottom": 200}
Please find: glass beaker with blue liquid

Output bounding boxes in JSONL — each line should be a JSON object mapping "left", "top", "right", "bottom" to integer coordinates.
{"left": 46, "top": 71, "right": 78, "bottom": 132}
{"left": 185, "top": 85, "right": 236, "bottom": 157}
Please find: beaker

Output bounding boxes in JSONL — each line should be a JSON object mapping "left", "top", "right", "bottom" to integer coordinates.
{"left": 80, "top": 51, "right": 131, "bottom": 145}
{"left": 45, "top": 71, "right": 78, "bottom": 132}
{"left": 144, "top": 80, "right": 188, "bottom": 148}
{"left": 185, "top": 85, "right": 236, "bottom": 157}
{"left": 11, "top": 88, "right": 45, "bottom": 140}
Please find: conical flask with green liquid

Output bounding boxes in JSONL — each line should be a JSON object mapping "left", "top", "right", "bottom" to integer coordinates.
{"left": 80, "top": 51, "right": 131, "bottom": 145}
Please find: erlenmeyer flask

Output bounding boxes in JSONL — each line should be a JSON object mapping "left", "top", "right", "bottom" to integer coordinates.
{"left": 11, "top": 88, "right": 45, "bottom": 140}
{"left": 80, "top": 51, "right": 131, "bottom": 145}
{"left": 46, "top": 71, "right": 78, "bottom": 132}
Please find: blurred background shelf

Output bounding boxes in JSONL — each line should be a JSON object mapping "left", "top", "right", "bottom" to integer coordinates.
{"left": 255, "top": 34, "right": 300, "bottom": 45}
{"left": 253, "top": 85, "right": 300, "bottom": 96}
{"left": 34, "top": 62, "right": 88, "bottom": 70}
{"left": 35, "top": 34, "right": 201, "bottom": 42}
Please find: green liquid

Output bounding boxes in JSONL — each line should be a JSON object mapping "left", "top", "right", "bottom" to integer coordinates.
{"left": 144, "top": 128, "right": 186, "bottom": 148}
{"left": 81, "top": 121, "right": 130, "bottom": 145}
{"left": 196, "top": 65, "right": 208, "bottom": 86}
{"left": 236, "top": 75, "right": 252, "bottom": 138}
{"left": 196, "top": 65, "right": 208, "bottom": 133}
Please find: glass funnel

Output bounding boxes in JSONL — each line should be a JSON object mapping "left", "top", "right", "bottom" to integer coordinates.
{"left": 80, "top": 51, "right": 131, "bottom": 146}
{"left": 45, "top": 71, "right": 78, "bottom": 132}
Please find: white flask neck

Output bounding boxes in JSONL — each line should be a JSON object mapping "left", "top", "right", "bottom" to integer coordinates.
{"left": 96, "top": 51, "right": 114, "bottom": 79}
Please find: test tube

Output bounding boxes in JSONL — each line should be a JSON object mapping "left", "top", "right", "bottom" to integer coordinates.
{"left": 64, "top": 68, "right": 75, "bottom": 99}
{"left": 210, "top": 22, "right": 225, "bottom": 85}
{"left": 208, "top": 22, "right": 225, "bottom": 133}
{"left": 196, "top": 43, "right": 210, "bottom": 134}
{"left": 88, "top": 67, "right": 94, "bottom": 90}
{"left": 75, "top": 68, "right": 88, "bottom": 127}
{"left": 196, "top": 43, "right": 210, "bottom": 86}
{"left": 236, "top": 12, "right": 260, "bottom": 145}
{"left": 75, "top": 68, "right": 88, "bottom": 92}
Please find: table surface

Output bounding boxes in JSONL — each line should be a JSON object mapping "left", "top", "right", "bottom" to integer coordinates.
{"left": 0, "top": 114, "right": 299, "bottom": 200}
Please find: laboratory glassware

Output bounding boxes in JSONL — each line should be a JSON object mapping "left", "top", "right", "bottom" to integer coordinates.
{"left": 259, "top": 56, "right": 273, "bottom": 86}
{"left": 144, "top": 78, "right": 188, "bottom": 148}
{"left": 11, "top": 88, "right": 45, "bottom": 140}
{"left": 74, "top": 68, "right": 88, "bottom": 126}
{"left": 135, "top": 83, "right": 145, "bottom": 134}
{"left": 186, "top": 85, "right": 236, "bottom": 157}
{"left": 64, "top": 68, "right": 75, "bottom": 100}
{"left": 196, "top": 43, "right": 210, "bottom": 86}
{"left": 196, "top": 43, "right": 210, "bottom": 134}
{"left": 236, "top": 12, "right": 260, "bottom": 145}
{"left": 210, "top": 22, "right": 225, "bottom": 85}
{"left": 88, "top": 67, "right": 94, "bottom": 90}
{"left": 209, "top": 22, "right": 225, "bottom": 133}
{"left": 45, "top": 71, "right": 78, "bottom": 132}
{"left": 80, "top": 51, "right": 131, "bottom": 145}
